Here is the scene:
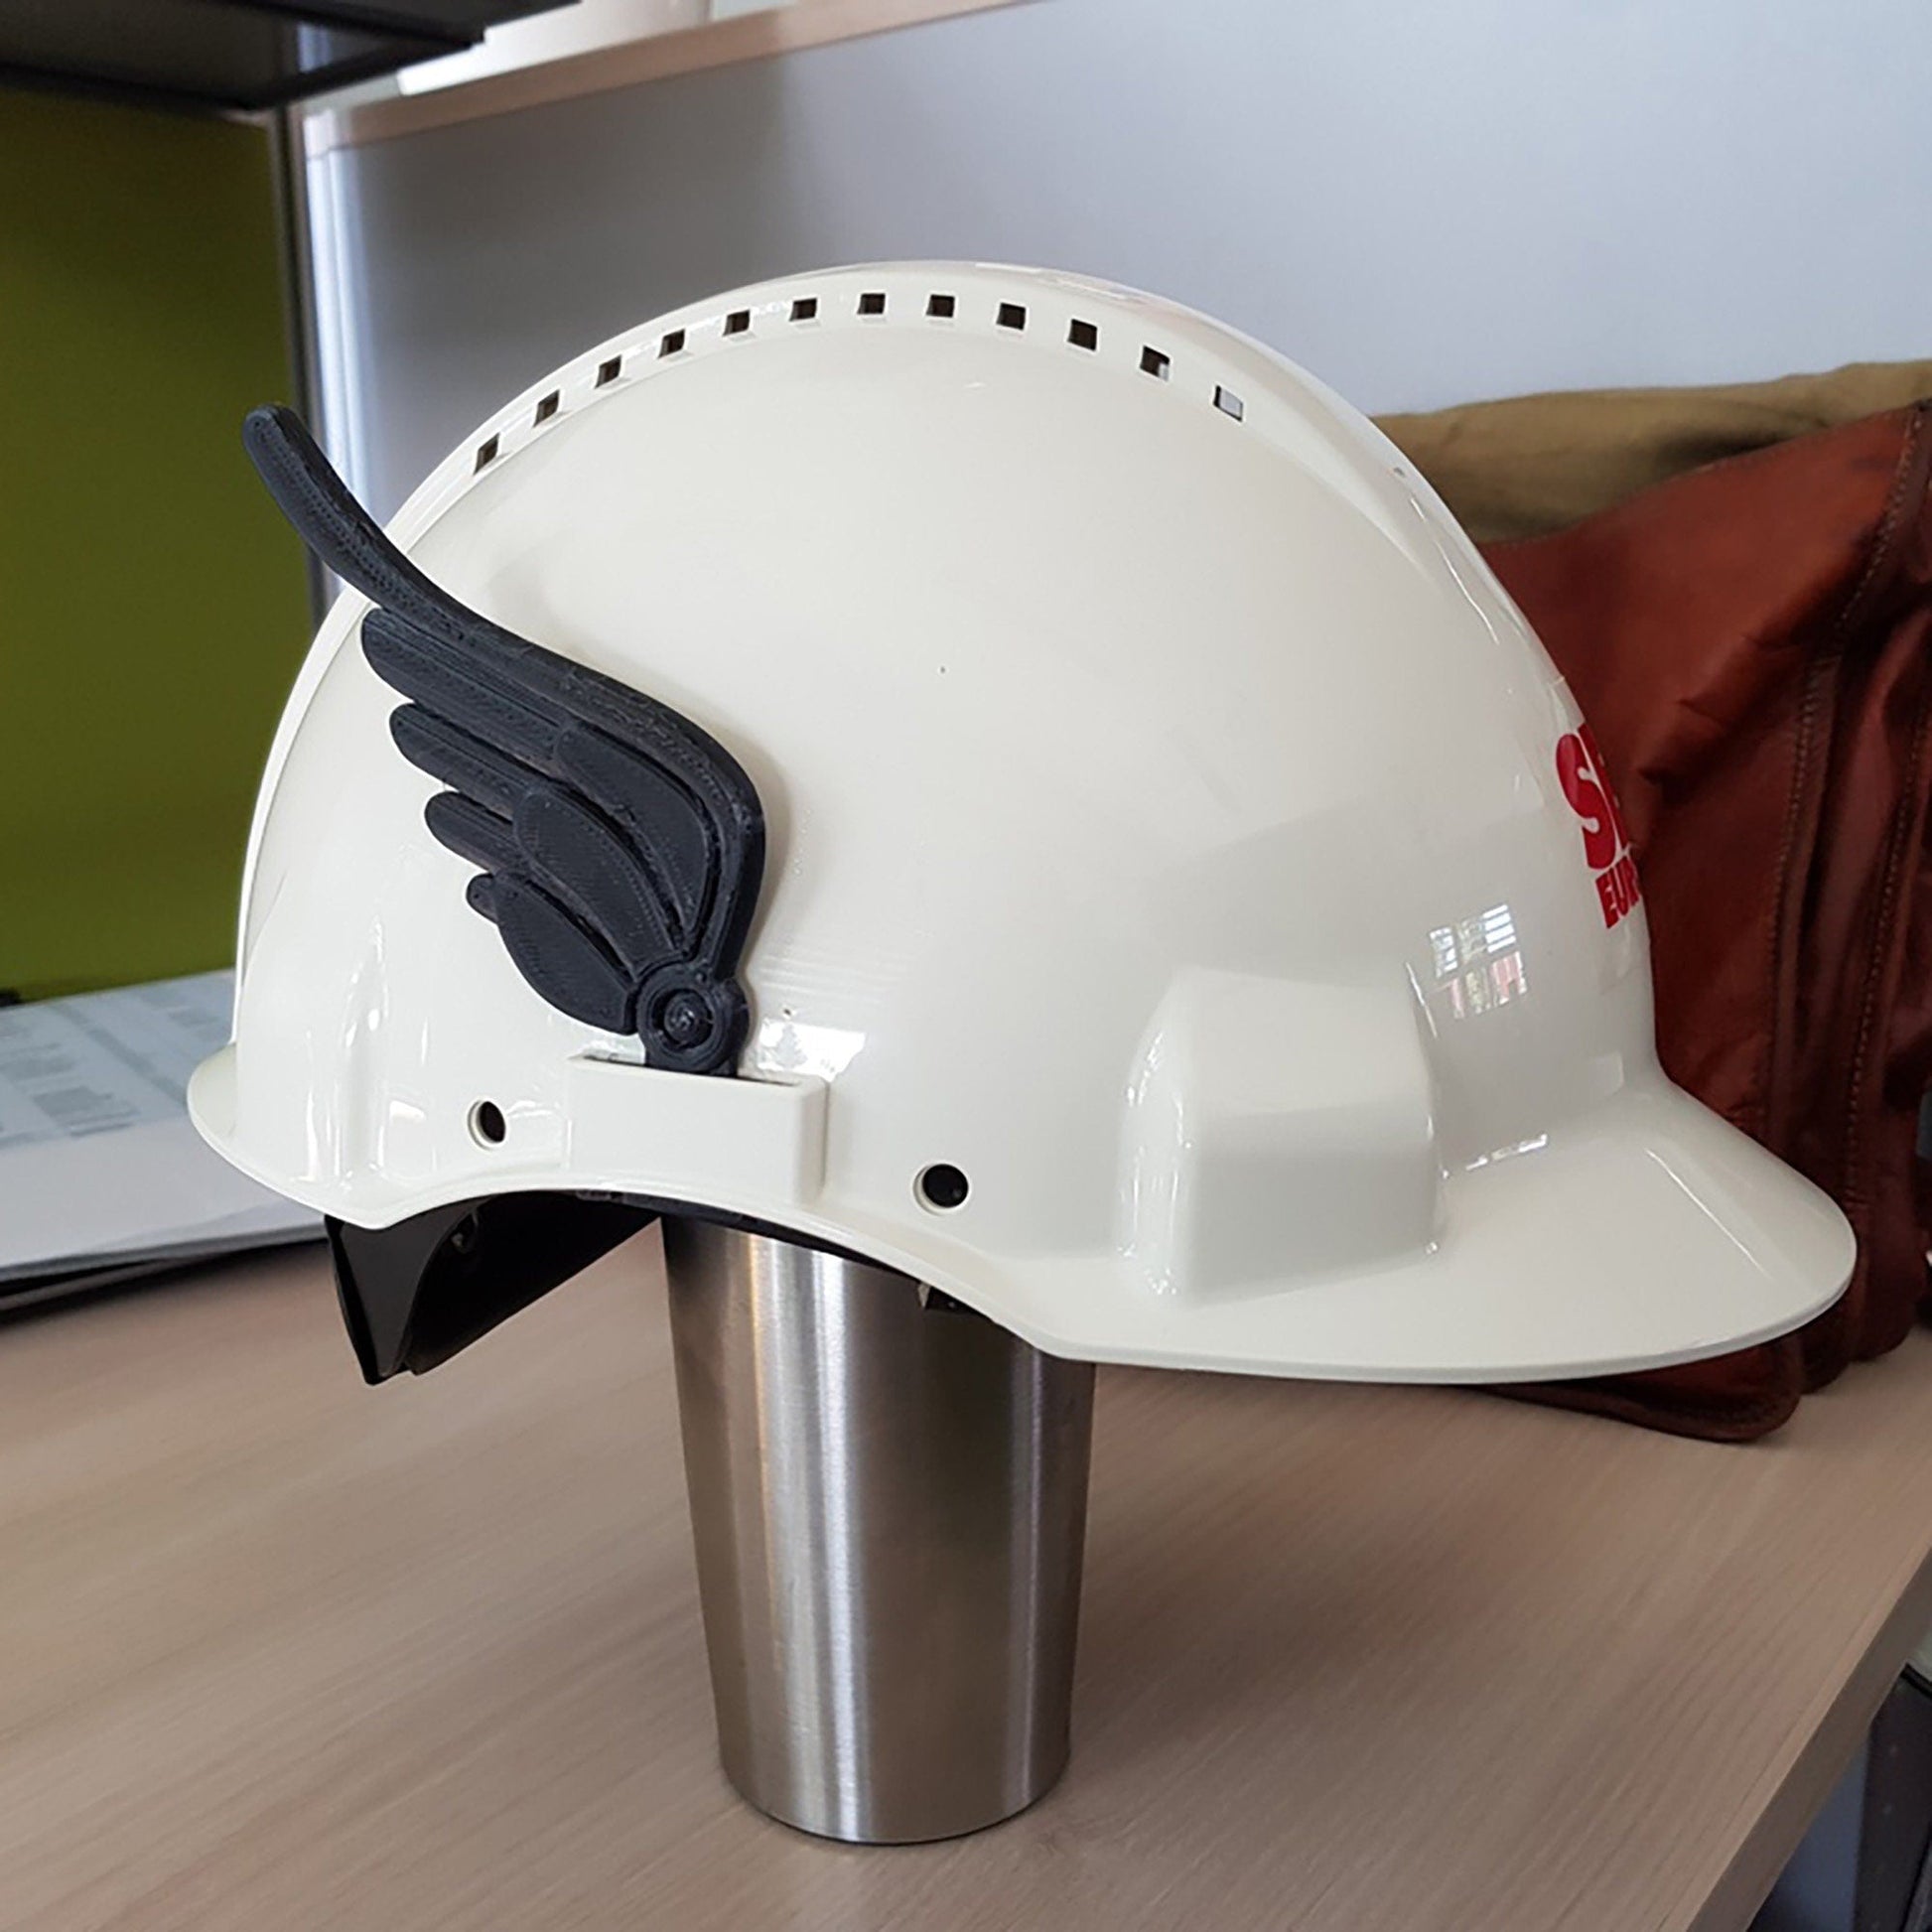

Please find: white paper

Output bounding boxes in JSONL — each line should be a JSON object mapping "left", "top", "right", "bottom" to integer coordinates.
{"left": 0, "top": 972, "right": 319, "bottom": 1285}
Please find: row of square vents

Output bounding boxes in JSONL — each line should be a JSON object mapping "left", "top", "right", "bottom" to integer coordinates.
{"left": 475, "top": 288, "right": 1246, "bottom": 473}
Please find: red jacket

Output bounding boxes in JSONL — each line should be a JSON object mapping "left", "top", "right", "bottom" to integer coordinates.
{"left": 1483, "top": 406, "right": 1932, "bottom": 1437}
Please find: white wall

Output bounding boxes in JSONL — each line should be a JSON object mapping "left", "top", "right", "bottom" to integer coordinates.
{"left": 318, "top": 0, "right": 1932, "bottom": 518}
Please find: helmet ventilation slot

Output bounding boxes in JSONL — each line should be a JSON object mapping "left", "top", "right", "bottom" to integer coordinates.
{"left": 459, "top": 279, "right": 1252, "bottom": 508}
{"left": 469, "top": 1100, "right": 508, "bottom": 1147}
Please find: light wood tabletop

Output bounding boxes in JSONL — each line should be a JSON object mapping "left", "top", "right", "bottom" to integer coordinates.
{"left": 5, "top": 1234, "right": 1932, "bottom": 1931}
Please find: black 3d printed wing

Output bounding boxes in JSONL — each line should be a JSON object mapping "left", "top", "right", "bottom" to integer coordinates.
{"left": 243, "top": 404, "right": 763, "bottom": 1075}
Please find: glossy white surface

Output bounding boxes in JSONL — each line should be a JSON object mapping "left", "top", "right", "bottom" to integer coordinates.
{"left": 192, "top": 263, "right": 1853, "bottom": 1381}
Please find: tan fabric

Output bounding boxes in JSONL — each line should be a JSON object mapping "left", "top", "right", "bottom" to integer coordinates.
{"left": 1376, "top": 360, "right": 1932, "bottom": 543}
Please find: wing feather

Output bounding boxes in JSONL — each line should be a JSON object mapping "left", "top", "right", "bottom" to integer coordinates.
{"left": 513, "top": 784, "right": 681, "bottom": 963}
{"left": 363, "top": 610, "right": 566, "bottom": 765}
{"left": 423, "top": 792, "right": 519, "bottom": 876}
{"left": 390, "top": 707, "right": 526, "bottom": 818}
{"left": 491, "top": 878, "right": 635, "bottom": 1034}
{"left": 556, "top": 726, "right": 713, "bottom": 929}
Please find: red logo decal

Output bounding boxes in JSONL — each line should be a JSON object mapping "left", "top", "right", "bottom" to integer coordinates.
{"left": 1555, "top": 724, "right": 1641, "bottom": 930}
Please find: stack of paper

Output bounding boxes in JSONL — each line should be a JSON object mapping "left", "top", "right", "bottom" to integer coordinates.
{"left": 0, "top": 971, "right": 319, "bottom": 1309}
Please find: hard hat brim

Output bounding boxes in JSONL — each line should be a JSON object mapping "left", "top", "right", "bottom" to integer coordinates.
{"left": 195, "top": 1040, "right": 1850, "bottom": 1385}
{"left": 986, "top": 1076, "right": 1853, "bottom": 1383}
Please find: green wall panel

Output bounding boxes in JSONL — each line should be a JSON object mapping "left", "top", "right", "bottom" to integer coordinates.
{"left": 0, "top": 85, "right": 311, "bottom": 999}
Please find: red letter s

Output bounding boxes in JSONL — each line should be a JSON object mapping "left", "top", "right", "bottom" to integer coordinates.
{"left": 1556, "top": 732, "right": 1618, "bottom": 870}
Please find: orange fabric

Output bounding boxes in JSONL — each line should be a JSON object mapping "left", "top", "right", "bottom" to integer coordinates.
{"left": 1478, "top": 407, "right": 1932, "bottom": 1438}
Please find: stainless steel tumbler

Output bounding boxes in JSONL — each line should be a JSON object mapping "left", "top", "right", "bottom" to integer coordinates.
{"left": 662, "top": 1218, "right": 1095, "bottom": 1843}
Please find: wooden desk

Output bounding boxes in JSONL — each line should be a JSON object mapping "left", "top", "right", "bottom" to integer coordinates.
{"left": 6, "top": 1237, "right": 1932, "bottom": 1931}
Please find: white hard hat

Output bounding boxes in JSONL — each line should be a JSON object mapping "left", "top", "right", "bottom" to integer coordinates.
{"left": 190, "top": 263, "right": 1852, "bottom": 1385}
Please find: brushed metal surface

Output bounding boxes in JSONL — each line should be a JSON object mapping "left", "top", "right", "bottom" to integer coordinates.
{"left": 663, "top": 1219, "right": 1094, "bottom": 1844}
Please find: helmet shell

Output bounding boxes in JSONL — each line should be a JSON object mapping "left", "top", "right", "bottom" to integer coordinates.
{"left": 192, "top": 264, "right": 1850, "bottom": 1380}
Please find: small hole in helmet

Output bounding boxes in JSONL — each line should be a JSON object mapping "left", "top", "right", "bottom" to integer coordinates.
{"left": 996, "top": 301, "right": 1027, "bottom": 331}
{"left": 1140, "top": 345, "right": 1171, "bottom": 379}
{"left": 723, "top": 309, "right": 752, "bottom": 337}
{"left": 926, "top": 292, "right": 956, "bottom": 318}
{"left": 470, "top": 1100, "right": 507, "bottom": 1147}
{"left": 1213, "top": 384, "right": 1244, "bottom": 421}
{"left": 534, "top": 389, "right": 560, "bottom": 424}
{"left": 916, "top": 1163, "right": 970, "bottom": 1211}
{"left": 473, "top": 435, "right": 498, "bottom": 472}
{"left": 858, "top": 290, "right": 887, "bottom": 317}
{"left": 789, "top": 295, "right": 819, "bottom": 322}
{"left": 1067, "top": 317, "right": 1098, "bottom": 350}
{"left": 659, "top": 328, "right": 686, "bottom": 357}
{"left": 596, "top": 356, "right": 621, "bottom": 385}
